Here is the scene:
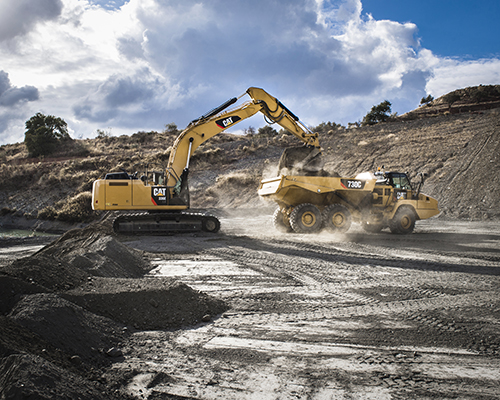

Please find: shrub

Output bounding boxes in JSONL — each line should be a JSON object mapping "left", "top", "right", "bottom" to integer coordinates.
{"left": 56, "top": 192, "right": 94, "bottom": 222}
{"left": 96, "top": 128, "right": 111, "bottom": 138}
{"left": 470, "top": 85, "right": 500, "bottom": 102}
{"left": 362, "top": 100, "right": 392, "bottom": 126}
{"left": 24, "top": 113, "right": 71, "bottom": 157}
{"left": 37, "top": 206, "right": 57, "bottom": 220}
{"left": 164, "top": 123, "right": 180, "bottom": 135}
{"left": 131, "top": 131, "right": 156, "bottom": 144}
{"left": 443, "top": 92, "right": 461, "bottom": 106}
{"left": 37, "top": 192, "right": 94, "bottom": 223}
{"left": 420, "top": 94, "right": 434, "bottom": 106}
{"left": 313, "top": 121, "right": 342, "bottom": 135}
{"left": 244, "top": 126, "right": 256, "bottom": 136}
{"left": 257, "top": 126, "right": 278, "bottom": 137}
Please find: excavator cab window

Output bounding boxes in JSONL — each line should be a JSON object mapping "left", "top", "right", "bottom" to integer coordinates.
{"left": 152, "top": 172, "right": 165, "bottom": 185}
{"left": 105, "top": 172, "right": 130, "bottom": 180}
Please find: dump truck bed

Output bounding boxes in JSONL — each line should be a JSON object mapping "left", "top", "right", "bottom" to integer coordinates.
{"left": 259, "top": 175, "right": 377, "bottom": 209}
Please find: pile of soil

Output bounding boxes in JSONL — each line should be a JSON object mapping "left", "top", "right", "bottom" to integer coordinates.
{"left": 0, "top": 222, "right": 228, "bottom": 399}
{"left": 9, "top": 293, "right": 126, "bottom": 366}
{"left": 64, "top": 277, "right": 227, "bottom": 330}
{"left": 0, "top": 353, "right": 122, "bottom": 400}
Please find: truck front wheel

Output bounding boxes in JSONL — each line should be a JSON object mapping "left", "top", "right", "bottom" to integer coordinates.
{"left": 389, "top": 207, "right": 416, "bottom": 234}
{"left": 290, "top": 203, "right": 322, "bottom": 233}
{"left": 322, "top": 204, "right": 352, "bottom": 233}
{"left": 361, "top": 222, "right": 384, "bottom": 233}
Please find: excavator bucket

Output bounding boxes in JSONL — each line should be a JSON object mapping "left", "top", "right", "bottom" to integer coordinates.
{"left": 277, "top": 146, "right": 324, "bottom": 176}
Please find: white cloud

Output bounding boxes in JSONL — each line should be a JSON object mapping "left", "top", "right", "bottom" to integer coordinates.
{"left": 0, "top": 0, "right": 498, "bottom": 145}
{"left": 427, "top": 58, "right": 500, "bottom": 98}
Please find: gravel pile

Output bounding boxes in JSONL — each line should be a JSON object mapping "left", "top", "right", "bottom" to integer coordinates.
{"left": 0, "top": 223, "right": 228, "bottom": 399}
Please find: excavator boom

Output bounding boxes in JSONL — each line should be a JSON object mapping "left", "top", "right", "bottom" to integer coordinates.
{"left": 92, "top": 87, "right": 320, "bottom": 234}
{"left": 165, "top": 87, "right": 320, "bottom": 186}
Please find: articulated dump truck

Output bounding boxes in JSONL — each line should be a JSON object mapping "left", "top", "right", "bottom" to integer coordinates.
{"left": 258, "top": 169, "right": 439, "bottom": 234}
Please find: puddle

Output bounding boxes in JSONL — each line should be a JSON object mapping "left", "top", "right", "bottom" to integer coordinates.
{"left": 0, "top": 228, "right": 55, "bottom": 238}
{"left": 149, "top": 260, "right": 261, "bottom": 277}
{"left": 205, "top": 337, "right": 361, "bottom": 357}
{"left": 0, "top": 245, "right": 45, "bottom": 254}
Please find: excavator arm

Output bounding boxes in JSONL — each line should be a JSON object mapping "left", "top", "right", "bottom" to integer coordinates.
{"left": 92, "top": 87, "right": 321, "bottom": 235}
{"left": 166, "top": 87, "right": 320, "bottom": 186}
{"left": 246, "top": 87, "right": 320, "bottom": 148}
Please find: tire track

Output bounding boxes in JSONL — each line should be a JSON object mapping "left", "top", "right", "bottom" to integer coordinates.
{"left": 204, "top": 244, "right": 499, "bottom": 355}
{"left": 121, "top": 218, "right": 500, "bottom": 399}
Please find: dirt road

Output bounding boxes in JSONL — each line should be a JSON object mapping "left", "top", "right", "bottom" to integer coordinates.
{"left": 109, "top": 211, "right": 500, "bottom": 399}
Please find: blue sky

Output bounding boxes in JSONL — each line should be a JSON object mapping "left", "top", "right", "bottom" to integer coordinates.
{"left": 0, "top": 0, "right": 499, "bottom": 145}
{"left": 361, "top": 0, "right": 500, "bottom": 59}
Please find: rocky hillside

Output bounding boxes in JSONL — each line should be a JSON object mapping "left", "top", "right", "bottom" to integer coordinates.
{"left": 400, "top": 84, "right": 500, "bottom": 120}
{"left": 1, "top": 85, "right": 499, "bottom": 230}
{"left": 318, "top": 109, "right": 500, "bottom": 220}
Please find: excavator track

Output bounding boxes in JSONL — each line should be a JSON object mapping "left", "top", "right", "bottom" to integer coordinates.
{"left": 112, "top": 211, "right": 220, "bottom": 235}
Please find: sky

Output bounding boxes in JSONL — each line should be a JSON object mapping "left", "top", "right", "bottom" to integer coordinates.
{"left": 0, "top": 0, "right": 499, "bottom": 145}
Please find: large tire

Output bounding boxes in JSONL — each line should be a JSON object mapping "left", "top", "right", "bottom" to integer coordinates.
{"left": 389, "top": 207, "right": 416, "bottom": 234}
{"left": 361, "top": 222, "right": 384, "bottom": 233}
{"left": 322, "top": 204, "right": 352, "bottom": 233}
{"left": 289, "top": 203, "right": 322, "bottom": 233}
{"left": 272, "top": 208, "right": 292, "bottom": 233}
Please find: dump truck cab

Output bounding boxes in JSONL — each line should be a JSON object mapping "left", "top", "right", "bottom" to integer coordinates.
{"left": 358, "top": 169, "right": 440, "bottom": 233}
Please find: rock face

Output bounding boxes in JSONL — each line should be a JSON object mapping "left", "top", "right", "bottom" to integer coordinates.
{"left": 315, "top": 110, "right": 500, "bottom": 220}
{"left": 431, "top": 124, "right": 500, "bottom": 219}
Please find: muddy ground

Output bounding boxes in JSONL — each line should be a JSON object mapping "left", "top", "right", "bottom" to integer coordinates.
{"left": 1, "top": 209, "right": 500, "bottom": 399}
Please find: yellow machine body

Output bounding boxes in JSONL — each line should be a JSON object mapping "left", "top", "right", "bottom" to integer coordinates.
{"left": 259, "top": 171, "right": 439, "bottom": 234}
{"left": 92, "top": 179, "right": 187, "bottom": 211}
{"left": 91, "top": 87, "right": 321, "bottom": 234}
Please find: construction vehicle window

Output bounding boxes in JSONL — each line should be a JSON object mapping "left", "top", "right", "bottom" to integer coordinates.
{"left": 400, "top": 175, "right": 411, "bottom": 190}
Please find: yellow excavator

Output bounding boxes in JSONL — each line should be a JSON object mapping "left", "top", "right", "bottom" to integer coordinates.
{"left": 92, "top": 87, "right": 320, "bottom": 234}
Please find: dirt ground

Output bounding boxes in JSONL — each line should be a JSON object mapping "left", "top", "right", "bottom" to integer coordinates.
{"left": 2, "top": 209, "right": 499, "bottom": 399}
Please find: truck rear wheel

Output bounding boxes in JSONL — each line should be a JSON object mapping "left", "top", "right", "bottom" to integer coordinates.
{"left": 290, "top": 203, "right": 322, "bottom": 233}
{"left": 389, "top": 207, "right": 416, "bottom": 234}
{"left": 322, "top": 204, "right": 352, "bottom": 233}
{"left": 272, "top": 208, "right": 292, "bottom": 232}
{"left": 361, "top": 222, "right": 384, "bottom": 233}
